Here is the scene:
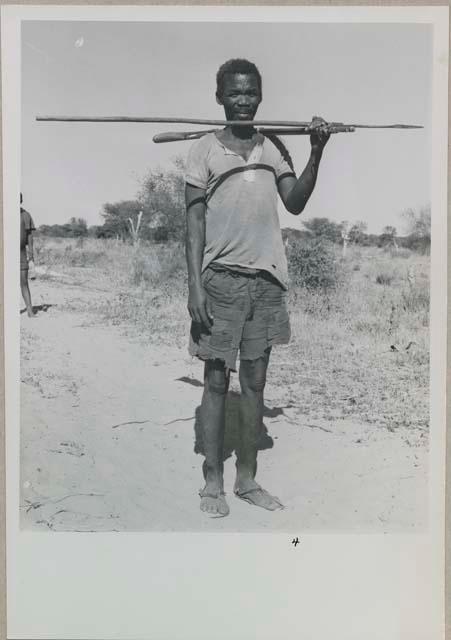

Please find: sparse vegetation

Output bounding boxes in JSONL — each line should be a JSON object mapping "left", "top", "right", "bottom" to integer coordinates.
{"left": 31, "top": 157, "right": 431, "bottom": 435}
{"left": 375, "top": 272, "right": 395, "bottom": 286}
{"left": 287, "top": 238, "right": 342, "bottom": 292}
{"left": 32, "top": 234, "right": 430, "bottom": 433}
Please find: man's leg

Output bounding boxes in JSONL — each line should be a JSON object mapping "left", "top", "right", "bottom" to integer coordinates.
{"left": 234, "top": 348, "right": 283, "bottom": 510}
{"left": 199, "top": 359, "right": 230, "bottom": 516}
{"left": 20, "top": 270, "right": 36, "bottom": 317}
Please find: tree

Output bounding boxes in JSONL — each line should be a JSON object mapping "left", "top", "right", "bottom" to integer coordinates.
{"left": 401, "top": 206, "right": 431, "bottom": 253}
{"left": 101, "top": 200, "right": 143, "bottom": 240}
{"left": 69, "top": 217, "right": 88, "bottom": 237}
{"left": 382, "top": 225, "right": 397, "bottom": 237}
{"left": 38, "top": 219, "right": 87, "bottom": 238}
{"left": 137, "top": 157, "right": 185, "bottom": 242}
{"left": 302, "top": 217, "right": 342, "bottom": 244}
{"left": 379, "top": 225, "right": 398, "bottom": 248}
{"left": 99, "top": 158, "right": 185, "bottom": 244}
{"left": 349, "top": 220, "right": 368, "bottom": 245}
{"left": 128, "top": 211, "right": 143, "bottom": 246}
{"left": 340, "top": 220, "right": 351, "bottom": 257}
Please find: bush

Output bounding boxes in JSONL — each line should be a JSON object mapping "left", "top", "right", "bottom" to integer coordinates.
{"left": 386, "top": 247, "right": 411, "bottom": 259}
{"left": 130, "top": 243, "right": 186, "bottom": 287}
{"left": 287, "top": 239, "right": 342, "bottom": 291}
{"left": 400, "top": 281, "right": 430, "bottom": 314}
{"left": 375, "top": 273, "right": 394, "bottom": 285}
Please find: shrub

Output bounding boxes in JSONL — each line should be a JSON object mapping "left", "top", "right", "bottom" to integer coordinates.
{"left": 375, "top": 273, "right": 394, "bottom": 285}
{"left": 287, "top": 239, "right": 342, "bottom": 292}
{"left": 400, "top": 281, "right": 430, "bottom": 313}
{"left": 388, "top": 247, "right": 411, "bottom": 259}
{"left": 130, "top": 243, "right": 186, "bottom": 287}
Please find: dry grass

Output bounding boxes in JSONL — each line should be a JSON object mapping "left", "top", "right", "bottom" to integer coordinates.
{"left": 34, "top": 237, "right": 430, "bottom": 431}
{"left": 275, "top": 246, "right": 429, "bottom": 430}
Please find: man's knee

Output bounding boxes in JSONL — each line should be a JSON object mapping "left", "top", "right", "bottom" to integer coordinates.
{"left": 205, "top": 361, "right": 229, "bottom": 395}
{"left": 240, "top": 358, "right": 268, "bottom": 393}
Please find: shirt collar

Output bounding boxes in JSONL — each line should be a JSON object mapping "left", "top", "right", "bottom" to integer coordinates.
{"left": 213, "top": 132, "right": 265, "bottom": 157}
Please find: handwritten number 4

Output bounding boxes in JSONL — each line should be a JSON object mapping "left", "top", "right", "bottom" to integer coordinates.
{"left": 291, "top": 537, "right": 300, "bottom": 547}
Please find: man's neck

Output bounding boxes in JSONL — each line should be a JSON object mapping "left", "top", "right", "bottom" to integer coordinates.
{"left": 227, "top": 125, "right": 256, "bottom": 140}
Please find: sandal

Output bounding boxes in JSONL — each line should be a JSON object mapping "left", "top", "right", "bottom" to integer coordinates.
{"left": 234, "top": 485, "right": 284, "bottom": 511}
{"left": 199, "top": 488, "right": 230, "bottom": 517}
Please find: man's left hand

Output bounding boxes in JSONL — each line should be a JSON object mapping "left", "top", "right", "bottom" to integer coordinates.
{"left": 308, "top": 116, "right": 330, "bottom": 152}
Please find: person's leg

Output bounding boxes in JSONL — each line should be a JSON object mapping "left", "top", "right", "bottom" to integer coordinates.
{"left": 234, "top": 348, "right": 283, "bottom": 510}
{"left": 199, "top": 359, "right": 230, "bottom": 516}
{"left": 20, "top": 269, "right": 36, "bottom": 317}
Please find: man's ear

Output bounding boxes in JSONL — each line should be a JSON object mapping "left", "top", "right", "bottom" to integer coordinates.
{"left": 216, "top": 92, "right": 223, "bottom": 106}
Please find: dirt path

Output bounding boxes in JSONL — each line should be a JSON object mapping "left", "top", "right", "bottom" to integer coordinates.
{"left": 20, "top": 278, "right": 428, "bottom": 532}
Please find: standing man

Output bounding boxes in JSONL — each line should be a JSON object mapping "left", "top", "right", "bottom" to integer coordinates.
{"left": 20, "top": 193, "right": 37, "bottom": 317}
{"left": 185, "top": 59, "right": 330, "bottom": 517}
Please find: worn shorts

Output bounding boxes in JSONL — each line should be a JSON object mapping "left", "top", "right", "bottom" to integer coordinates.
{"left": 189, "top": 264, "right": 291, "bottom": 371}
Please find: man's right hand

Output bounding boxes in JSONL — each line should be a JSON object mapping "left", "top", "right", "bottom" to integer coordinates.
{"left": 188, "top": 284, "right": 214, "bottom": 329}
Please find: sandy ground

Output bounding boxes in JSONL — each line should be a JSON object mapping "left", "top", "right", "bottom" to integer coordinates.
{"left": 20, "top": 277, "right": 428, "bottom": 532}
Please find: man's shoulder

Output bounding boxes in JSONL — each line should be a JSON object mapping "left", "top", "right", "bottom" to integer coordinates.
{"left": 20, "top": 208, "right": 35, "bottom": 225}
{"left": 262, "top": 135, "right": 295, "bottom": 173}
{"left": 262, "top": 134, "right": 285, "bottom": 159}
{"left": 185, "top": 134, "right": 218, "bottom": 186}
{"left": 188, "top": 132, "right": 216, "bottom": 155}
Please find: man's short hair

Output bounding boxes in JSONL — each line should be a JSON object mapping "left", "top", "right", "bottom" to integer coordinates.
{"left": 216, "top": 59, "right": 262, "bottom": 98}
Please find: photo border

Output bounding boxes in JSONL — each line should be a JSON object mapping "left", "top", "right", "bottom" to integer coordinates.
{"left": 1, "top": 3, "right": 448, "bottom": 639}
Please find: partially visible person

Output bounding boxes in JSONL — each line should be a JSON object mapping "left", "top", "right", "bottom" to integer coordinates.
{"left": 20, "top": 193, "right": 37, "bottom": 317}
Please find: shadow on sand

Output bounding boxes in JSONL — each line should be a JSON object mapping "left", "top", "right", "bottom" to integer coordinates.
{"left": 175, "top": 376, "right": 295, "bottom": 462}
{"left": 20, "top": 303, "right": 55, "bottom": 315}
{"left": 193, "top": 390, "right": 285, "bottom": 461}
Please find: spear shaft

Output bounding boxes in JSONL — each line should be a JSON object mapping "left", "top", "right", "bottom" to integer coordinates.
{"left": 153, "top": 126, "right": 354, "bottom": 143}
{"left": 36, "top": 115, "right": 423, "bottom": 129}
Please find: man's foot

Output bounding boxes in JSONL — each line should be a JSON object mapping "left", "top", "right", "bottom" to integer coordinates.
{"left": 27, "top": 307, "right": 37, "bottom": 317}
{"left": 199, "top": 487, "right": 230, "bottom": 517}
{"left": 233, "top": 480, "right": 284, "bottom": 511}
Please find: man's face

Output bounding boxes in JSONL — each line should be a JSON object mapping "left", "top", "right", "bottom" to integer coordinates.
{"left": 217, "top": 73, "right": 262, "bottom": 121}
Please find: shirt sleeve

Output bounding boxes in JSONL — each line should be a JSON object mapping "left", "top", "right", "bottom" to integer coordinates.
{"left": 267, "top": 136, "right": 297, "bottom": 183}
{"left": 23, "top": 210, "right": 36, "bottom": 232}
{"left": 184, "top": 137, "right": 209, "bottom": 189}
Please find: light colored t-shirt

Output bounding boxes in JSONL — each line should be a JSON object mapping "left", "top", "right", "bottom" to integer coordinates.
{"left": 20, "top": 208, "right": 35, "bottom": 250}
{"left": 185, "top": 132, "right": 295, "bottom": 289}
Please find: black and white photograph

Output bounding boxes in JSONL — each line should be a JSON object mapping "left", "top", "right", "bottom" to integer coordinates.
{"left": 19, "top": 17, "right": 434, "bottom": 532}
{"left": 2, "top": 5, "right": 447, "bottom": 639}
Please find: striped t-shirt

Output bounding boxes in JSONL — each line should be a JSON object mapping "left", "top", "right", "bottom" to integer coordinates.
{"left": 185, "top": 132, "right": 295, "bottom": 289}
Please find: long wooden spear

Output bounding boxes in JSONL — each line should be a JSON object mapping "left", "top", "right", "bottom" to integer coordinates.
{"left": 36, "top": 115, "right": 423, "bottom": 143}
{"left": 36, "top": 115, "right": 422, "bottom": 129}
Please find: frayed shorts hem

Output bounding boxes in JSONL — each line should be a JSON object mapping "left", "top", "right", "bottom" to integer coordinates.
{"left": 189, "top": 332, "right": 290, "bottom": 372}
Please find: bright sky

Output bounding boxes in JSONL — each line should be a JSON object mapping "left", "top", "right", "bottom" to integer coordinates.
{"left": 21, "top": 20, "right": 432, "bottom": 233}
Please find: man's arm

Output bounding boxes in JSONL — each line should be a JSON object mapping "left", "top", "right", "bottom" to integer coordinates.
{"left": 27, "top": 231, "right": 35, "bottom": 262}
{"left": 278, "top": 117, "right": 330, "bottom": 215}
{"left": 185, "top": 183, "right": 213, "bottom": 329}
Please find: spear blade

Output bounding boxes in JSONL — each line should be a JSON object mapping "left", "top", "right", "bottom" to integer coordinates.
{"left": 347, "top": 123, "right": 423, "bottom": 129}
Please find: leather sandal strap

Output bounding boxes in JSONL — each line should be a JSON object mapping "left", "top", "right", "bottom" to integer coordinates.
{"left": 199, "top": 489, "right": 226, "bottom": 499}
